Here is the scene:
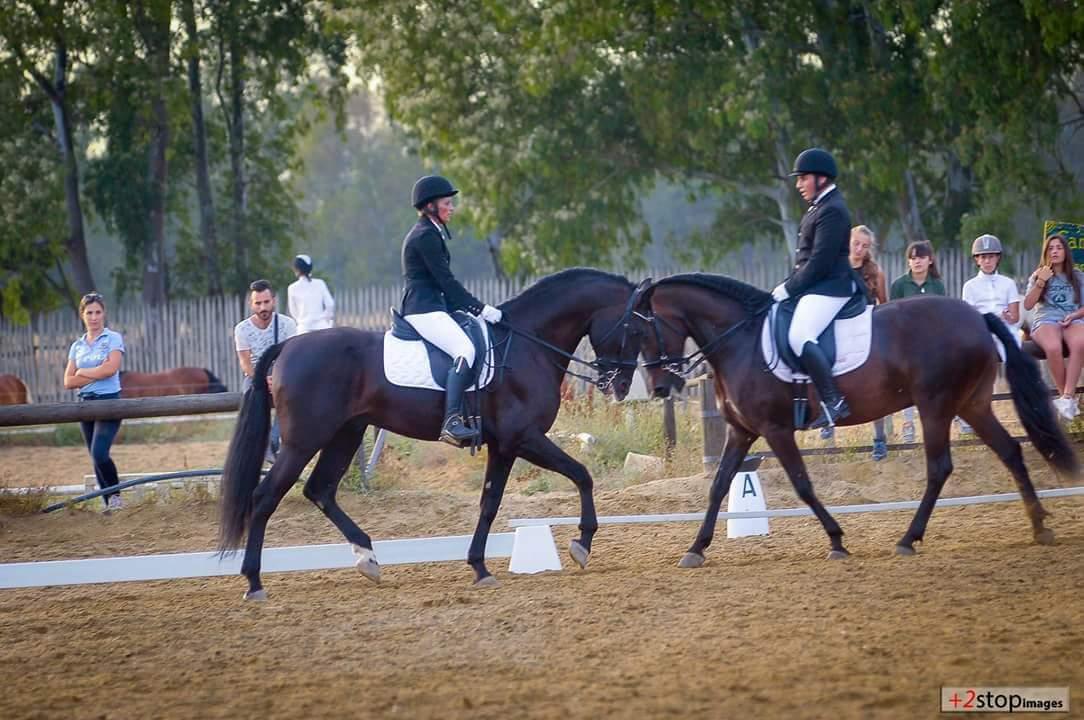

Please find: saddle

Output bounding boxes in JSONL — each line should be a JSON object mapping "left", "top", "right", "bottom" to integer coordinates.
{"left": 771, "top": 288, "right": 869, "bottom": 373}
{"left": 761, "top": 285, "right": 873, "bottom": 429}
{"left": 385, "top": 309, "right": 494, "bottom": 391}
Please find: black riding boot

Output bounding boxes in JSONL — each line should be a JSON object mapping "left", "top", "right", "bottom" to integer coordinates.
{"left": 800, "top": 341, "right": 851, "bottom": 430}
{"left": 440, "top": 357, "right": 479, "bottom": 446}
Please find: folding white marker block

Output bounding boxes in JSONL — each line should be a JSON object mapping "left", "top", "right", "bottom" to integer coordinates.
{"left": 726, "top": 471, "right": 770, "bottom": 538}
{"left": 508, "top": 524, "right": 562, "bottom": 574}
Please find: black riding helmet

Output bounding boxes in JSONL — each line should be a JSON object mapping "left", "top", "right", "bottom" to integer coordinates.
{"left": 789, "top": 148, "right": 838, "bottom": 179}
{"left": 412, "top": 175, "right": 459, "bottom": 210}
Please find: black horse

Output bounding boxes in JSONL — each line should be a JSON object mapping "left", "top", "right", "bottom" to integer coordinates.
{"left": 219, "top": 269, "right": 649, "bottom": 599}
{"left": 639, "top": 273, "right": 1077, "bottom": 566}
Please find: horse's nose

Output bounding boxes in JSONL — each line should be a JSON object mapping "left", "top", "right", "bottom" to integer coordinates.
{"left": 653, "top": 384, "right": 671, "bottom": 399}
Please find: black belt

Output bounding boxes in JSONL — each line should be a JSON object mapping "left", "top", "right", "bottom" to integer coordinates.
{"left": 79, "top": 391, "right": 121, "bottom": 401}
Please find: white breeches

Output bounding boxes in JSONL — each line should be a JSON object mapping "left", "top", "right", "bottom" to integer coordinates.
{"left": 404, "top": 311, "right": 475, "bottom": 367}
{"left": 788, "top": 294, "right": 850, "bottom": 357}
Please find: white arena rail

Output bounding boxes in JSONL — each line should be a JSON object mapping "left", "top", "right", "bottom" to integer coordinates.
{"left": 0, "top": 533, "right": 515, "bottom": 590}
{"left": 508, "top": 487, "right": 1084, "bottom": 527}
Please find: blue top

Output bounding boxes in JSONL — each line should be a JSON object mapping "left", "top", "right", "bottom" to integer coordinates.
{"left": 68, "top": 328, "right": 125, "bottom": 397}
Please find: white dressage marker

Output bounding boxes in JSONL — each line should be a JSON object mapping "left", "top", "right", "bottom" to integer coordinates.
{"left": 726, "top": 471, "right": 769, "bottom": 538}
{"left": 0, "top": 533, "right": 515, "bottom": 590}
{"left": 508, "top": 525, "right": 563, "bottom": 574}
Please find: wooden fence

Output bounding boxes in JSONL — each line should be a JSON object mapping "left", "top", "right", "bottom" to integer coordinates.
{"left": 0, "top": 248, "right": 1040, "bottom": 403}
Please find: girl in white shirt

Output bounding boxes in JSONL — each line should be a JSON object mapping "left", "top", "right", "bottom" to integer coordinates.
{"left": 287, "top": 254, "right": 335, "bottom": 333}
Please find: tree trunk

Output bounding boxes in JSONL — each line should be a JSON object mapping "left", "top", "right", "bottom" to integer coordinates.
{"left": 485, "top": 229, "right": 507, "bottom": 279}
{"left": 182, "top": 0, "right": 223, "bottom": 295}
{"left": 228, "top": 13, "right": 248, "bottom": 284}
{"left": 773, "top": 136, "right": 799, "bottom": 268}
{"left": 897, "top": 167, "right": 928, "bottom": 246}
{"left": 47, "top": 41, "right": 95, "bottom": 295}
{"left": 136, "top": 1, "right": 171, "bottom": 306}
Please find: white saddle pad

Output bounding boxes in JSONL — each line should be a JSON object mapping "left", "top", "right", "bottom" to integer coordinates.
{"left": 760, "top": 304, "right": 874, "bottom": 383}
{"left": 382, "top": 317, "right": 495, "bottom": 391}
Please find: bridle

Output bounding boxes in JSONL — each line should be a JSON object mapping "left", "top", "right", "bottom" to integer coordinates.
{"left": 500, "top": 279, "right": 651, "bottom": 392}
{"left": 638, "top": 304, "right": 765, "bottom": 381}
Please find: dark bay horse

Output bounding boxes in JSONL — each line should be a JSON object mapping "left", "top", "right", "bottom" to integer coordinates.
{"left": 639, "top": 273, "right": 1078, "bottom": 566}
{"left": 0, "top": 374, "right": 28, "bottom": 404}
{"left": 219, "top": 269, "right": 649, "bottom": 599}
{"left": 120, "top": 368, "right": 227, "bottom": 398}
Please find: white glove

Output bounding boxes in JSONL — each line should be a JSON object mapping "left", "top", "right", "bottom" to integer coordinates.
{"left": 771, "top": 283, "right": 790, "bottom": 302}
{"left": 480, "top": 304, "right": 503, "bottom": 323}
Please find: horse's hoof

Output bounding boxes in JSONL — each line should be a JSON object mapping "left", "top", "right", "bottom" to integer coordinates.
{"left": 352, "top": 544, "right": 381, "bottom": 583}
{"left": 472, "top": 575, "right": 500, "bottom": 589}
{"left": 1034, "top": 528, "right": 1056, "bottom": 546}
{"left": 894, "top": 544, "right": 917, "bottom": 557}
{"left": 243, "top": 589, "right": 268, "bottom": 602}
{"left": 827, "top": 549, "right": 850, "bottom": 560}
{"left": 569, "top": 540, "right": 590, "bottom": 569}
{"left": 678, "top": 552, "right": 705, "bottom": 569}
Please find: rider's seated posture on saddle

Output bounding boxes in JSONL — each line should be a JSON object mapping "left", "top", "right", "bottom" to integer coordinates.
{"left": 771, "top": 148, "right": 855, "bottom": 429}
{"left": 401, "top": 175, "right": 503, "bottom": 446}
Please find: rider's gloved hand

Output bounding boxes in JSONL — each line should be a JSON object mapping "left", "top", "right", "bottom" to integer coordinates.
{"left": 771, "top": 283, "right": 790, "bottom": 302}
{"left": 480, "top": 305, "right": 503, "bottom": 323}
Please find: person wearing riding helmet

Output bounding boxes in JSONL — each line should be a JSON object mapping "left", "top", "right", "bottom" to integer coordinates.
{"left": 401, "top": 175, "right": 503, "bottom": 446}
{"left": 771, "top": 147, "right": 856, "bottom": 429}
{"left": 287, "top": 254, "right": 336, "bottom": 334}
{"left": 962, "top": 234, "right": 1020, "bottom": 337}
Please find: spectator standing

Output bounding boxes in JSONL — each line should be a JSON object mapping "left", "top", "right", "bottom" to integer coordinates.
{"left": 849, "top": 225, "right": 890, "bottom": 459}
{"left": 235, "top": 280, "right": 297, "bottom": 461}
{"left": 890, "top": 241, "right": 947, "bottom": 442}
{"left": 287, "top": 254, "right": 335, "bottom": 334}
{"left": 63, "top": 293, "right": 126, "bottom": 511}
{"left": 1022, "top": 232, "right": 1084, "bottom": 420}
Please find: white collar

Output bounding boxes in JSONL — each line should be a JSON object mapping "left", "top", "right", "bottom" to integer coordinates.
{"left": 812, "top": 184, "right": 837, "bottom": 205}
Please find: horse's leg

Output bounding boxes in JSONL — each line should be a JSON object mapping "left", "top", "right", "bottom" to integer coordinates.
{"left": 896, "top": 412, "right": 953, "bottom": 555}
{"left": 467, "top": 449, "right": 515, "bottom": 587}
{"left": 515, "top": 433, "right": 598, "bottom": 569}
{"left": 240, "top": 446, "right": 314, "bottom": 600}
{"left": 764, "top": 429, "right": 849, "bottom": 558}
{"left": 960, "top": 407, "right": 1054, "bottom": 545}
{"left": 679, "top": 423, "right": 758, "bottom": 568}
{"left": 302, "top": 421, "right": 382, "bottom": 582}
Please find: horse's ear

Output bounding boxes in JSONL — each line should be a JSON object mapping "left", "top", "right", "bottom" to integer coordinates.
{"left": 633, "top": 278, "right": 654, "bottom": 306}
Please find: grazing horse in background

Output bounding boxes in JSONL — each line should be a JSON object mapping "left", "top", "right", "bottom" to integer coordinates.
{"left": 119, "top": 367, "right": 228, "bottom": 398}
{"left": 0, "top": 374, "right": 28, "bottom": 404}
{"left": 638, "top": 273, "right": 1077, "bottom": 567}
{"left": 219, "top": 269, "right": 650, "bottom": 599}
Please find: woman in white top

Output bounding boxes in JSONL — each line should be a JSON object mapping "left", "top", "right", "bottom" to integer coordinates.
{"left": 287, "top": 254, "right": 335, "bottom": 333}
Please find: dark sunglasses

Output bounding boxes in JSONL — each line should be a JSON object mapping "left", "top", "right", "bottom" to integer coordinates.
{"left": 81, "top": 292, "right": 103, "bottom": 303}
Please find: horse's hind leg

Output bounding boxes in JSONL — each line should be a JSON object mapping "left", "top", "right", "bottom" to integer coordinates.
{"left": 961, "top": 407, "right": 1053, "bottom": 544}
{"left": 897, "top": 413, "right": 953, "bottom": 555}
{"left": 302, "top": 421, "right": 381, "bottom": 582}
{"left": 680, "top": 422, "right": 757, "bottom": 568}
{"left": 241, "top": 447, "right": 314, "bottom": 600}
{"left": 763, "top": 429, "right": 849, "bottom": 558}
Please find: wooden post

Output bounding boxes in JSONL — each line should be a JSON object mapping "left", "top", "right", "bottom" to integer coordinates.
{"left": 0, "top": 393, "right": 242, "bottom": 427}
{"left": 662, "top": 396, "right": 677, "bottom": 456}
{"left": 699, "top": 373, "right": 725, "bottom": 475}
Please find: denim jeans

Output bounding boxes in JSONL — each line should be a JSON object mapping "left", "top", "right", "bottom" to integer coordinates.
{"left": 79, "top": 392, "right": 122, "bottom": 506}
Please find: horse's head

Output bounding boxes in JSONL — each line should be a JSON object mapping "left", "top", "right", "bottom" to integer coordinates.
{"left": 584, "top": 278, "right": 654, "bottom": 401}
{"left": 637, "top": 274, "right": 771, "bottom": 399}
{"left": 637, "top": 282, "right": 690, "bottom": 399}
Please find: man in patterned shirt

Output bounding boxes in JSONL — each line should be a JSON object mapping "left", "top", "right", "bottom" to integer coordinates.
{"left": 234, "top": 279, "right": 297, "bottom": 462}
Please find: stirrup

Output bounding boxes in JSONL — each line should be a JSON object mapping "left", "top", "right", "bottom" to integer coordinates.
{"left": 439, "top": 414, "right": 478, "bottom": 446}
{"left": 808, "top": 399, "right": 850, "bottom": 430}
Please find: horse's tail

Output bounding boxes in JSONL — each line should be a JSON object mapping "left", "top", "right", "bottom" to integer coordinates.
{"left": 204, "top": 369, "right": 228, "bottom": 393}
{"left": 218, "top": 343, "right": 284, "bottom": 552}
{"left": 984, "top": 313, "right": 1079, "bottom": 476}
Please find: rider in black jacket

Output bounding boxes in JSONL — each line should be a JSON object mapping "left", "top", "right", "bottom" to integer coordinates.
{"left": 401, "top": 175, "right": 503, "bottom": 445}
{"left": 771, "top": 148, "right": 856, "bottom": 429}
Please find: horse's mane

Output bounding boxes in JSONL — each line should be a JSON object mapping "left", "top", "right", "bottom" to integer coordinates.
{"left": 654, "top": 273, "right": 773, "bottom": 313}
{"left": 501, "top": 268, "right": 634, "bottom": 311}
